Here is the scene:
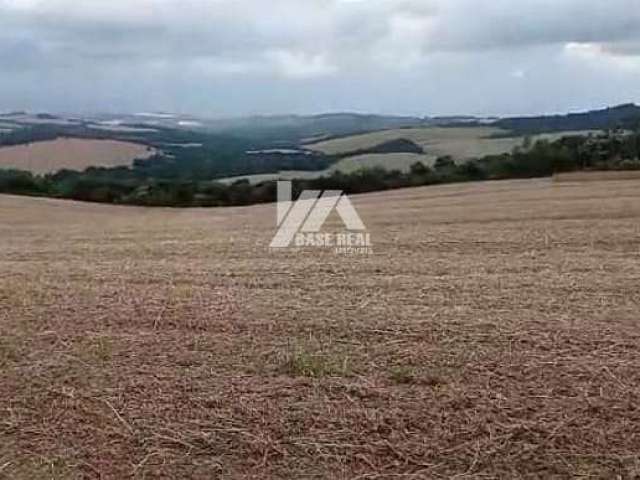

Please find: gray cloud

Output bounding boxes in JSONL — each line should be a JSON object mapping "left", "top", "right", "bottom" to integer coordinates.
{"left": 423, "top": 0, "right": 640, "bottom": 51}
{"left": 602, "top": 41, "right": 640, "bottom": 56}
{"left": 0, "top": 0, "right": 638, "bottom": 115}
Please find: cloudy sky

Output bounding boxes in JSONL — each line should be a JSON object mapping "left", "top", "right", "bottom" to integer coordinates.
{"left": 1, "top": 0, "right": 639, "bottom": 117}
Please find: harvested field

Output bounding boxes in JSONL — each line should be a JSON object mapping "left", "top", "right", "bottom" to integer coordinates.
{"left": 1, "top": 178, "right": 640, "bottom": 478}
{"left": 554, "top": 170, "right": 640, "bottom": 182}
{"left": 0, "top": 137, "right": 156, "bottom": 174}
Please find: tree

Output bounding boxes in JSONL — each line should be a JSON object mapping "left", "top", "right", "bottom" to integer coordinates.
{"left": 434, "top": 156, "right": 455, "bottom": 173}
{"left": 410, "top": 161, "right": 430, "bottom": 176}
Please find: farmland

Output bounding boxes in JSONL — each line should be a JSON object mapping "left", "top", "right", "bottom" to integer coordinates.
{"left": 0, "top": 138, "right": 156, "bottom": 174}
{"left": 328, "top": 152, "right": 430, "bottom": 173}
{"left": 306, "top": 126, "right": 604, "bottom": 169}
{"left": 306, "top": 126, "right": 523, "bottom": 159}
{"left": 219, "top": 127, "right": 604, "bottom": 184}
{"left": 2, "top": 177, "right": 640, "bottom": 478}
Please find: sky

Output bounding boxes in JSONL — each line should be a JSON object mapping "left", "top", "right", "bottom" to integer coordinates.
{"left": 1, "top": 0, "right": 639, "bottom": 117}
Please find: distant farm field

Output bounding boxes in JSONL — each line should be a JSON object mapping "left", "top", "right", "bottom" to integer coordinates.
{"left": 554, "top": 170, "right": 640, "bottom": 182}
{"left": 2, "top": 178, "right": 640, "bottom": 478}
{"left": 329, "top": 152, "right": 432, "bottom": 173}
{"left": 306, "top": 126, "right": 522, "bottom": 159}
{"left": 0, "top": 137, "right": 156, "bottom": 174}
{"left": 535, "top": 129, "right": 603, "bottom": 142}
{"left": 306, "top": 127, "right": 605, "bottom": 170}
{"left": 218, "top": 127, "right": 607, "bottom": 185}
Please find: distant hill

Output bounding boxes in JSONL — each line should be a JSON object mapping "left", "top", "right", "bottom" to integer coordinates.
{"left": 495, "top": 104, "right": 640, "bottom": 134}
{"left": 5, "top": 104, "right": 640, "bottom": 149}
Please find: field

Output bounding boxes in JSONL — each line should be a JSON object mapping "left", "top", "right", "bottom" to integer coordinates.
{"left": 218, "top": 128, "right": 602, "bottom": 184}
{"left": 554, "top": 170, "right": 640, "bottom": 182}
{"left": 328, "top": 152, "right": 432, "bottom": 173}
{"left": 306, "top": 126, "right": 524, "bottom": 159}
{"left": 0, "top": 138, "right": 156, "bottom": 174}
{"left": 2, "top": 177, "right": 640, "bottom": 478}
{"left": 305, "top": 127, "right": 603, "bottom": 173}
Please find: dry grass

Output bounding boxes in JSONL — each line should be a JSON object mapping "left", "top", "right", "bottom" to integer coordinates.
{"left": 0, "top": 138, "right": 156, "bottom": 174}
{"left": 1, "top": 177, "right": 640, "bottom": 478}
{"left": 554, "top": 170, "right": 640, "bottom": 182}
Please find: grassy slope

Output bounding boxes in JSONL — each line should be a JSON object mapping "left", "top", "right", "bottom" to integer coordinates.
{"left": 2, "top": 178, "right": 640, "bottom": 478}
